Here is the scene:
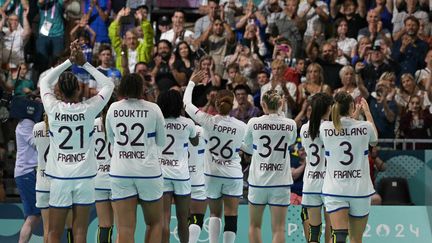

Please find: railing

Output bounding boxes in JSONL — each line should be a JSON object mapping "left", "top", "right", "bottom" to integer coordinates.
{"left": 378, "top": 139, "right": 432, "bottom": 150}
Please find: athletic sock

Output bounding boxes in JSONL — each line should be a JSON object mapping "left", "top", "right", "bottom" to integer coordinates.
{"left": 188, "top": 224, "right": 201, "bottom": 243}
{"left": 209, "top": 217, "right": 222, "bottom": 243}
{"left": 223, "top": 231, "right": 236, "bottom": 243}
{"left": 66, "top": 228, "right": 73, "bottom": 243}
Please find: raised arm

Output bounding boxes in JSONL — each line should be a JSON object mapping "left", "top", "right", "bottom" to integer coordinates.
{"left": 183, "top": 71, "right": 209, "bottom": 124}
{"left": 39, "top": 59, "right": 72, "bottom": 104}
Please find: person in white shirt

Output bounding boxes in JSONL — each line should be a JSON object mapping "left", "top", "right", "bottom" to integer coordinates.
{"left": 160, "top": 9, "right": 194, "bottom": 46}
{"left": 183, "top": 71, "right": 247, "bottom": 243}
{"left": 243, "top": 90, "right": 297, "bottom": 243}
{"left": 300, "top": 93, "right": 333, "bottom": 243}
{"left": 33, "top": 118, "right": 50, "bottom": 243}
{"left": 33, "top": 115, "right": 74, "bottom": 243}
{"left": 40, "top": 41, "right": 114, "bottom": 243}
{"left": 105, "top": 73, "right": 166, "bottom": 243}
{"left": 188, "top": 125, "right": 207, "bottom": 243}
{"left": 157, "top": 90, "right": 198, "bottom": 243}
{"left": 320, "top": 92, "right": 378, "bottom": 243}
{"left": 93, "top": 97, "right": 115, "bottom": 243}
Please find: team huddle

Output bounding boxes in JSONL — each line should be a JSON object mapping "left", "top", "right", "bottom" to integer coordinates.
{"left": 34, "top": 42, "right": 377, "bottom": 243}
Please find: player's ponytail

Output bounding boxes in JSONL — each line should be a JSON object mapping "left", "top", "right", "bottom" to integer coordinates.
{"left": 262, "top": 90, "right": 282, "bottom": 112}
{"left": 215, "top": 90, "right": 234, "bottom": 115}
{"left": 43, "top": 113, "right": 49, "bottom": 131}
{"left": 309, "top": 93, "right": 333, "bottom": 140}
{"left": 332, "top": 91, "right": 354, "bottom": 131}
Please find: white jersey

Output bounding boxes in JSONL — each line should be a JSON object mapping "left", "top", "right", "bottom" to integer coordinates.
{"left": 244, "top": 114, "right": 297, "bottom": 187}
{"left": 33, "top": 122, "right": 50, "bottom": 191}
{"left": 184, "top": 82, "right": 247, "bottom": 179}
{"left": 106, "top": 99, "right": 166, "bottom": 178}
{"left": 40, "top": 60, "right": 114, "bottom": 179}
{"left": 160, "top": 116, "right": 197, "bottom": 180}
{"left": 93, "top": 117, "right": 112, "bottom": 190}
{"left": 320, "top": 117, "right": 378, "bottom": 197}
{"left": 188, "top": 126, "right": 206, "bottom": 186}
{"left": 301, "top": 121, "right": 326, "bottom": 194}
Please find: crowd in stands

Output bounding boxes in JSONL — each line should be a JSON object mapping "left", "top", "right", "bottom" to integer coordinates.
{"left": 0, "top": 0, "right": 430, "bottom": 201}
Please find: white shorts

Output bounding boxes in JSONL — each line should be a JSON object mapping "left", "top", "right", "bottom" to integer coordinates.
{"left": 49, "top": 178, "right": 95, "bottom": 208}
{"left": 111, "top": 176, "right": 163, "bottom": 202}
{"left": 163, "top": 179, "right": 191, "bottom": 196}
{"left": 95, "top": 189, "right": 112, "bottom": 202}
{"left": 324, "top": 196, "right": 371, "bottom": 217}
{"left": 248, "top": 186, "right": 290, "bottom": 207}
{"left": 205, "top": 176, "right": 243, "bottom": 200}
{"left": 302, "top": 193, "right": 325, "bottom": 208}
{"left": 191, "top": 185, "right": 206, "bottom": 201}
{"left": 36, "top": 191, "right": 50, "bottom": 209}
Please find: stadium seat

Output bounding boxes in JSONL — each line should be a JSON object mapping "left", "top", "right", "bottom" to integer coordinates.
{"left": 377, "top": 177, "right": 413, "bottom": 205}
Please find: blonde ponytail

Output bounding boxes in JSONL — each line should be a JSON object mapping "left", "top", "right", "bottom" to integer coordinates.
{"left": 331, "top": 103, "right": 342, "bottom": 131}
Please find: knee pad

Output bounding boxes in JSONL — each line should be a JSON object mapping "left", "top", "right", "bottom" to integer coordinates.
{"left": 224, "top": 215, "right": 238, "bottom": 233}
{"left": 189, "top": 214, "right": 205, "bottom": 228}
{"left": 308, "top": 223, "right": 322, "bottom": 243}
{"left": 332, "top": 229, "right": 348, "bottom": 243}
{"left": 97, "top": 226, "right": 113, "bottom": 243}
{"left": 300, "top": 207, "right": 309, "bottom": 222}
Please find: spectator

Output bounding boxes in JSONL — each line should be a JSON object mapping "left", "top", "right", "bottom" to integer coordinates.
{"left": 82, "top": 0, "right": 111, "bottom": 55}
{"left": 169, "top": 41, "right": 196, "bottom": 86}
{"left": 297, "top": 0, "right": 330, "bottom": 47}
{"left": 298, "top": 63, "right": 332, "bottom": 105}
{"left": 330, "top": 0, "right": 367, "bottom": 39}
{"left": 395, "top": 73, "right": 431, "bottom": 112}
{"left": 89, "top": 44, "right": 121, "bottom": 96}
{"left": 253, "top": 70, "right": 270, "bottom": 108}
{"left": 109, "top": 7, "right": 154, "bottom": 74}
{"left": 261, "top": 59, "right": 297, "bottom": 117}
{"left": 392, "top": 0, "right": 429, "bottom": 41}
{"left": 229, "top": 84, "right": 262, "bottom": 123}
{"left": 148, "top": 39, "right": 177, "bottom": 93}
{"left": 70, "top": 18, "right": 96, "bottom": 99}
{"left": 334, "top": 65, "right": 368, "bottom": 99}
{"left": 241, "top": 22, "right": 268, "bottom": 58}
{"left": 7, "top": 63, "right": 35, "bottom": 96}
{"left": 370, "top": 82, "right": 398, "bottom": 139}
{"left": 391, "top": 16, "right": 429, "bottom": 78}
{"left": 399, "top": 94, "right": 432, "bottom": 149}
{"left": 155, "top": 15, "right": 170, "bottom": 42}
{"left": 355, "top": 42, "right": 395, "bottom": 93}
{"left": 268, "top": 0, "right": 303, "bottom": 57}
{"left": 258, "top": 0, "right": 284, "bottom": 35}
{"left": 0, "top": 7, "right": 30, "bottom": 72}
{"left": 35, "top": 0, "right": 68, "bottom": 77}
{"left": 283, "top": 56, "right": 306, "bottom": 87}
{"left": 316, "top": 42, "right": 343, "bottom": 90}
{"left": 334, "top": 18, "right": 357, "bottom": 66}
{"left": 134, "top": 62, "right": 158, "bottom": 102}
{"left": 194, "top": 0, "right": 218, "bottom": 40}
{"left": 369, "top": 0, "right": 393, "bottom": 31}
{"left": 415, "top": 49, "right": 432, "bottom": 90}
{"left": 235, "top": 0, "right": 267, "bottom": 40}
{"left": 194, "top": 16, "right": 235, "bottom": 77}
{"left": 14, "top": 118, "right": 41, "bottom": 243}
{"left": 357, "top": 9, "right": 392, "bottom": 46}
{"left": 160, "top": 9, "right": 194, "bottom": 46}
